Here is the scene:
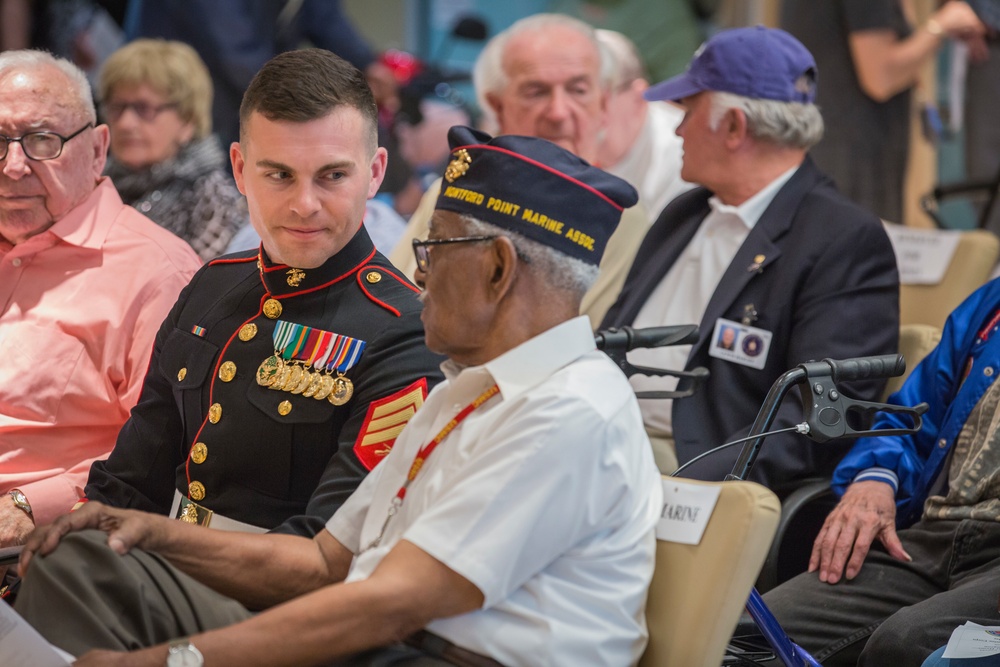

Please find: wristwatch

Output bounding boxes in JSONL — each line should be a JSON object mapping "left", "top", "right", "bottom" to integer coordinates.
{"left": 8, "top": 489, "right": 32, "bottom": 521}
{"left": 166, "top": 639, "right": 204, "bottom": 667}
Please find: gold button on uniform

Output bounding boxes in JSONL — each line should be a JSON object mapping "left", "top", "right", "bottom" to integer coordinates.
{"left": 189, "top": 481, "right": 206, "bottom": 501}
{"left": 191, "top": 442, "right": 208, "bottom": 464}
{"left": 177, "top": 368, "right": 187, "bottom": 382}
{"left": 208, "top": 403, "right": 222, "bottom": 423}
{"left": 263, "top": 298, "right": 282, "bottom": 319}
{"left": 278, "top": 400, "right": 293, "bottom": 416}
{"left": 366, "top": 271, "right": 382, "bottom": 284}
{"left": 219, "top": 361, "right": 237, "bottom": 382}
{"left": 238, "top": 323, "right": 258, "bottom": 341}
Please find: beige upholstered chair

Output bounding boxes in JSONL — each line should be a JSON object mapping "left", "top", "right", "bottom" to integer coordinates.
{"left": 883, "top": 323, "right": 943, "bottom": 399}
{"left": 899, "top": 229, "right": 999, "bottom": 329}
{"left": 641, "top": 478, "right": 780, "bottom": 667}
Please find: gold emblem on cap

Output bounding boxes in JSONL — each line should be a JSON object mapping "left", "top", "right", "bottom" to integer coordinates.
{"left": 191, "top": 442, "right": 208, "bottom": 464}
{"left": 208, "top": 403, "right": 222, "bottom": 423}
{"left": 219, "top": 361, "right": 237, "bottom": 382}
{"left": 278, "top": 400, "right": 293, "bottom": 416}
{"left": 444, "top": 148, "right": 472, "bottom": 183}
{"left": 366, "top": 271, "right": 382, "bottom": 284}
{"left": 177, "top": 367, "right": 187, "bottom": 382}
{"left": 189, "top": 481, "right": 206, "bottom": 501}
{"left": 328, "top": 376, "right": 354, "bottom": 406}
{"left": 239, "top": 323, "right": 258, "bottom": 341}
{"left": 263, "top": 298, "right": 283, "bottom": 319}
{"left": 286, "top": 268, "right": 306, "bottom": 287}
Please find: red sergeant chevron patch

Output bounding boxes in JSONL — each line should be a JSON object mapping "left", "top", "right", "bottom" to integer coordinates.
{"left": 354, "top": 378, "right": 428, "bottom": 470}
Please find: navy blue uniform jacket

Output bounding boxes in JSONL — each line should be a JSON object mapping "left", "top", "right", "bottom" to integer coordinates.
{"left": 87, "top": 227, "right": 442, "bottom": 536}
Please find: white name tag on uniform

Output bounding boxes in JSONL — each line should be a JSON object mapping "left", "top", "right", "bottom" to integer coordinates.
{"left": 708, "top": 318, "right": 772, "bottom": 369}
{"left": 656, "top": 479, "right": 721, "bottom": 545}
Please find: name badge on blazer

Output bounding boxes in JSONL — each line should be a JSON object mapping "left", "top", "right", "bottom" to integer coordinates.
{"left": 709, "top": 318, "right": 772, "bottom": 370}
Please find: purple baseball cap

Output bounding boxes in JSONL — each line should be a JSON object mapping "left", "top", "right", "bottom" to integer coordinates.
{"left": 645, "top": 26, "right": 818, "bottom": 104}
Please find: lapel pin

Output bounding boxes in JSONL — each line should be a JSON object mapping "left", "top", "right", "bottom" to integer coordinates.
{"left": 748, "top": 253, "right": 766, "bottom": 273}
{"left": 742, "top": 303, "right": 759, "bottom": 325}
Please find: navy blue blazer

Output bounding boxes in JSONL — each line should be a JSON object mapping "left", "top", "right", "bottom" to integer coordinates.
{"left": 602, "top": 157, "right": 900, "bottom": 492}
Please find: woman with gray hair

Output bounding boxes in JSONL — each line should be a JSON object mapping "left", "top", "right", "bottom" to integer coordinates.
{"left": 99, "top": 38, "right": 248, "bottom": 261}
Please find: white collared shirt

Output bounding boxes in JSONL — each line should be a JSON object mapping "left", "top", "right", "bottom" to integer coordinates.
{"left": 326, "top": 316, "right": 662, "bottom": 666}
{"left": 628, "top": 165, "right": 800, "bottom": 437}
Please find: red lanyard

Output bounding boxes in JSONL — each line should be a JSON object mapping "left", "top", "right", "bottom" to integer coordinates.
{"left": 363, "top": 383, "right": 500, "bottom": 551}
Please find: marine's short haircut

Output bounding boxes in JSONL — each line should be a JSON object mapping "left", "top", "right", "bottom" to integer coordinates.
{"left": 239, "top": 48, "right": 378, "bottom": 153}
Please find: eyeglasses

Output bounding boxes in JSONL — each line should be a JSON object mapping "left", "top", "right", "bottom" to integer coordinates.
{"left": 412, "top": 236, "right": 497, "bottom": 273}
{"left": 102, "top": 101, "right": 179, "bottom": 122}
{"left": 0, "top": 122, "right": 93, "bottom": 161}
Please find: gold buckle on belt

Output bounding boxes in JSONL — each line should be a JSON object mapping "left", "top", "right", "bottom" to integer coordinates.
{"left": 175, "top": 496, "right": 214, "bottom": 527}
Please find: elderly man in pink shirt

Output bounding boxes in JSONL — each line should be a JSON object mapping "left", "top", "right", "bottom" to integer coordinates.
{"left": 0, "top": 50, "right": 200, "bottom": 556}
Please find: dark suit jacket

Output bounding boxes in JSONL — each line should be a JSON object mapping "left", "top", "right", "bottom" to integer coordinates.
{"left": 602, "top": 158, "right": 900, "bottom": 492}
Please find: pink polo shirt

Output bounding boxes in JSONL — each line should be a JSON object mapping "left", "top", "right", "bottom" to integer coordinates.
{"left": 0, "top": 178, "right": 201, "bottom": 525}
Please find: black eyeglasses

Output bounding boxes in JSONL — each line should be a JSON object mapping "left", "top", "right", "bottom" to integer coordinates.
{"left": 412, "top": 236, "right": 497, "bottom": 273}
{"left": 0, "top": 122, "right": 93, "bottom": 161}
{"left": 102, "top": 101, "right": 179, "bottom": 122}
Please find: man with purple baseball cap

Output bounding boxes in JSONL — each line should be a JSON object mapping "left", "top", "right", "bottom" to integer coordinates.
{"left": 601, "top": 26, "right": 900, "bottom": 484}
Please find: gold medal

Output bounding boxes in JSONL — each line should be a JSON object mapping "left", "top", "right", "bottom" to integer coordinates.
{"left": 256, "top": 355, "right": 283, "bottom": 387}
{"left": 291, "top": 369, "right": 313, "bottom": 394}
{"left": 328, "top": 375, "right": 354, "bottom": 406}
{"left": 180, "top": 502, "right": 199, "bottom": 524}
{"left": 189, "top": 481, "right": 206, "bottom": 501}
{"left": 301, "top": 372, "right": 324, "bottom": 398}
{"left": 278, "top": 400, "right": 293, "bottom": 416}
{"left": 263, "top": 298, "right": 283, "bottom": 319}
{"left": 238, "top": 323, "right": 258, "bottom": 341}
{"left": 313, "top": 374, "right": 336, "bottom": 400}
{"left": 191, "top": 442, "right": 208, "bottom": 464}
{"left": 208, "top": 403, "right": 222, "bottom": 423}
{"left": 219, "top": 361, "right": 237, "bottom": 382}
{"left": 281, "top": 364, "right": 304, "bottom": 391}
{"left": 269, "top": 364, "right": 292, "bottom": 391}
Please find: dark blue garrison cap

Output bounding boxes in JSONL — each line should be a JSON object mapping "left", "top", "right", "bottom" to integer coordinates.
{"left": 434, "top": 126, "right": 638, "bottom": 267}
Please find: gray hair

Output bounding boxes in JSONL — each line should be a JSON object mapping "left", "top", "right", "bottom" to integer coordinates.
{"left": 709, "top": 91, "right": 823, "bottom": 149}
{"left": 461, "top": 215, "right": 599, "bottom": 298}
{"left": 595, "top": 29, "right": 647, "bottom": 91}
{"left": 473, "top": 13, "right": 614, "bottom": 131}
{"left": 0, "top": 50, "right": 96, "bottom": 123}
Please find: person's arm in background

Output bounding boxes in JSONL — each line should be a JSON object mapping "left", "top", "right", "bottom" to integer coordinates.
{"left": 850, "top": 0, "right": 986, "bottom": 102}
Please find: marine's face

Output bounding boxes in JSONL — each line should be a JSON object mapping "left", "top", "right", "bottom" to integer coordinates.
{"left": 0, "top": 65, "right": 107, "bottom": 245}
{"left": 489, "top": 25, "right": 607, "bottom": 163}
{"left": 231, "top": 107, "right": 387, "bottom": 269}
{"left": 105, "top": 83, "right": 195, "bottom": 170}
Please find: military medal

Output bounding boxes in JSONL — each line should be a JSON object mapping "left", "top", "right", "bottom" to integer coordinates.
{"left": 329, "top": 375, "right": 354, "bottom": 406}
{"left": 260, "top": 320, "right": 368, "bottom": 405}
{"left": 256, "top": 355, "right": 283, "bottom": 386}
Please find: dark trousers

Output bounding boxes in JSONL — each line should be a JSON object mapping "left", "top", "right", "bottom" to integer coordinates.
{"left": 763, "top": 519, "right": 1000, "bottom": 666}
{"left": 14, "top": 530, "right": 458, "bottom": 665}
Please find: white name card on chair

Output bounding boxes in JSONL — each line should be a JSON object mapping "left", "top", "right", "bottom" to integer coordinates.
{"left": 656, "top": 478, "right": 722, "bottom": 545}
{"left": 883, "top": 223, "right": 961, "bottom": 285}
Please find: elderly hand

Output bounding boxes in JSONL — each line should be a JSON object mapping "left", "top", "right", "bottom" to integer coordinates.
{"left": 808, "top": 480, "right": 911, "bottom": 584}
{"left": 19, "top": 501, "right": 165, "bottom": 576}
